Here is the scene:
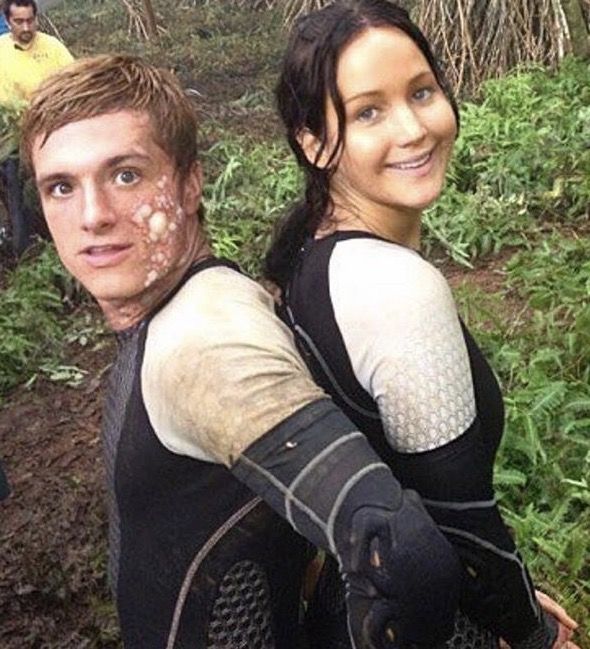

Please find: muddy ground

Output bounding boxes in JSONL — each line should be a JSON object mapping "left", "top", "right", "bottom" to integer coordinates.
{"left": 0, "top": 322, "right": 119, "bottom": 648}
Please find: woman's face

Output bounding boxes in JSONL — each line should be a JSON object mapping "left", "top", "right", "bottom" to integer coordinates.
{"left": 314, "top": 26, "right": 457, "bottom": 234}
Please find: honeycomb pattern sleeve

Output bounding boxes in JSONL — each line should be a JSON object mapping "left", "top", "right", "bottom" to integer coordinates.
{"left": 329, "top": 238, "right": 476, "bottom": 453}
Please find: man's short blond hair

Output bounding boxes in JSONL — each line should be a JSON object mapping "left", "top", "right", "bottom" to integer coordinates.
{"left": 21, "top": 54, "right": 200, "bottom": 181}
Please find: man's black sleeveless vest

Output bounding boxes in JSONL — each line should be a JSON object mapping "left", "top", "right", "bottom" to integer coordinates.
{"left": 102, "top": 258, "right": 310, "bottom": 649}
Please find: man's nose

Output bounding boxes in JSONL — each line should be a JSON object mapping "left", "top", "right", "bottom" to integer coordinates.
{"left": 81, "top": 188, "right": 117, "bottom": 232}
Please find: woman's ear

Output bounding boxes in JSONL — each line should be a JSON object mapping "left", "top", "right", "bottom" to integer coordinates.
{"left": 297, "top": 128, "right": 332, "bottom": 169}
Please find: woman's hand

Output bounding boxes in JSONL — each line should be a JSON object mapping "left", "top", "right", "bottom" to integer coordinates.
{"left": 535, "top": 590, "right": 579, "bottom": 649}
{"left": 499, "top": 591, "right": 580, "bottom": 649}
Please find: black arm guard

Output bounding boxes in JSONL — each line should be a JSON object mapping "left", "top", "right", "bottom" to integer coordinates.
{"left": 232, "top": 399, "right": 462, "bottom": 649}
{"left": 389, "top": 422, "right": 556, "bottom": 648}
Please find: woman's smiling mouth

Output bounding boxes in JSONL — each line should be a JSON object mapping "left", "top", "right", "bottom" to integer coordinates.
{"left": 388, "top": 150, "right": 432, "bottom": 170}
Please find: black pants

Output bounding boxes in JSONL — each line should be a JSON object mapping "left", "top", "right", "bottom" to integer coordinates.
{"left": 0, "top": 460, "right": 10, "bottom": 501}
{"left": 1, "top": 156, "right": 33, "bottom": 256}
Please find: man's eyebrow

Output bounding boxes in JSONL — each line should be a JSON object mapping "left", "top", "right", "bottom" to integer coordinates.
{"left": 104, "top": 153, "right": 151, "bottom": 168}
{"left": 36, "top": 153, "right": 151, "bottom": 186}
{"left": 36, "top": 171, "right": 73, "bottom": 186}
{"left": 343, "top": 69, "right": 436, "bottom": 104}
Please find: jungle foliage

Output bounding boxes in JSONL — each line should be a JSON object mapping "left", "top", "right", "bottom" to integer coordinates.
{"left": 0, "top": 0, "right": 588, "bottom": 644}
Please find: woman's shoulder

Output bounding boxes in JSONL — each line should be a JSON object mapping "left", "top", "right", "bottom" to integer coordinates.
{"left": 328, "top": 234, "right": 448, "bottom": 301}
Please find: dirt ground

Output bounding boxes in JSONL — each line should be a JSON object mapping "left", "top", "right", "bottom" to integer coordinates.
{"left": 0, "top": 325, "right": 120, "bottom": 648}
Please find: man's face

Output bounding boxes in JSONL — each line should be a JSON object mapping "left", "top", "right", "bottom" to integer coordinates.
{"left": 32, "top": 110, "right": 203, "bottom": 325}
{"left": 7, "top": 4, "right": 37, "bottom": 46}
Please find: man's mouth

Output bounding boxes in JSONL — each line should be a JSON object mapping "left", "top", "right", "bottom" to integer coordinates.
{"left": 81, "top": 244, "right": 132, "bottom": 267}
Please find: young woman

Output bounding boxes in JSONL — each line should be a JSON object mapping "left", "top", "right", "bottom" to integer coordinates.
{"left": 266, "top": 1, "right": 579, "bottom": 647}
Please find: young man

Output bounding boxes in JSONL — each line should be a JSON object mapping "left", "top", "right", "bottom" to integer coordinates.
{"left": 0, "top": 0, "right": 73, "bottom": 105}
{"left": 0, "top": 0, "right": 73, "bottom": 255}
{"left": 21, "top": 54, "right": 463, "bottom": 649}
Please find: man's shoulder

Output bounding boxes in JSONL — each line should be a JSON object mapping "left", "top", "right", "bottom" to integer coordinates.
{"left": 34, "top": 31, "right": 67, "bottom": 49}
{"left": 0, "top": 33, "right": 12, "bottom": 49}
{"left": 152, "top": 264, "right": 276, "bottom": 336}
{"left": 180, "top": 264, "right": 272, "bottom": 311}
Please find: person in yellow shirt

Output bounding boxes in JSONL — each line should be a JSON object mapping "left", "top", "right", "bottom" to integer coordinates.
{"left": 0, "top": 0, "right": 73, "bottom": 254}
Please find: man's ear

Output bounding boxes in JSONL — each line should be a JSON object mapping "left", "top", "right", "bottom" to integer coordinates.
{"left": 297, "top": 129, "right": 332, "bottom": 169}
{"left": 181, "top": 161, "right": 203, "bottom": 217}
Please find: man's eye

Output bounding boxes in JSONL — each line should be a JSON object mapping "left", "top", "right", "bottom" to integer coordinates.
{"left": 48, "top": 182, "right": 72, "bottom": 198}
{"left": 115, "top": 169, "right": 140, "bottom": 185}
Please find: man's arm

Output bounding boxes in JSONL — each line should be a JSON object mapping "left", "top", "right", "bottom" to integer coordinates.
{"left": 53, "top": 38, "right": 74, "bottom": 67}
{"left": 233, "top": 398, "right": 462, "bottom": 649}
{"left": 141, "top": 267, "right": 462, "bottom": 648}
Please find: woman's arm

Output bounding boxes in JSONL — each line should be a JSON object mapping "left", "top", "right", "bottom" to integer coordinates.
{"left": 328, "top": 238, "right": 559, "bottom": 646}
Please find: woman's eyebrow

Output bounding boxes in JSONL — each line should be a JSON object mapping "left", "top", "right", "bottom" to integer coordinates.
{"left": 343, "top": 89, "right": 381, "bottom": 105}
{"left": 343, "top": 69, "right": 436, "bottom": 105}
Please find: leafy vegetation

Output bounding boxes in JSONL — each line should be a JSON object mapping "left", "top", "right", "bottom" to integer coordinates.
{"left": 200, "top": 58, "right": 590, "bottom": 275}
{"left": 454, "top": 233, "right": 590, "bottom": 619}
{"left": 1, "top": 0, "right": 588, "bottom": 645}
{"left": 423, "top": 58, "right": 590, "bottom": 264}
{"left": 204, "top": 139, "right": 298, "bottom": 274}
{"left": 0, "top": 244, "right": 104, "bottom": 403}
{"left": 0, "top": 245, "right": 73, "bottom": 401}
{"left": 0, "top": 105, "right": 23, "bottom": 163}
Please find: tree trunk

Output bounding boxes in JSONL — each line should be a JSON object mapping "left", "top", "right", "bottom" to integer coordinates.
{"left": 560, "top": 0, "right": 590, "bottom": 58}
{"left": 141, "top": 0, "right": 158, "bottom": 40}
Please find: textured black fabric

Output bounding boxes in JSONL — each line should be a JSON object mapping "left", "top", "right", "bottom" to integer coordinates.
{"left": 206, "top": 560, "right": 274, "bottom": 649}
{"left": 281, "top": 231, "right": 548, "bottom": 646}
{"left": 305, "top": 555, "right": 351, "bottom": 649}
{"left": 513, "top": 612, "right": 558, "bottom": 649}
{"left": 102, "top": 259, "right": 309, "bottom": 649}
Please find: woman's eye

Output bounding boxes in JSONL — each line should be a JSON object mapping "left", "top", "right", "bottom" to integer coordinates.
{"left": 115, "top": 169, "right": 140, "bottom": 185}
{"left": 413, "top": 86, "right": 434, "bottom": 102}
{"left": 356, "top": 106, "right": 379, "bottom": 122}
{"left": 48, "top": 181, "right": 72, "bottom": 198}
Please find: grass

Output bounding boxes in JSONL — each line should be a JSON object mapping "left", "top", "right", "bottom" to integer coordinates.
{"left": 0, "top": 244, "right": 74, "bottom": 401}
{"left": 1, "top": 0, "right": 588, "bottom": 644}
{"left": 454, "top": 233, "right": 590, "bottom": 629}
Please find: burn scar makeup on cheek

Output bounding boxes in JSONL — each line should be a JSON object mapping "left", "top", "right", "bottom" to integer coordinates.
{"left": 133, "top": 175, "right": 189, "bottom": 289}
{"left": 148, "top": 211, "right": 167, "bottom": 241}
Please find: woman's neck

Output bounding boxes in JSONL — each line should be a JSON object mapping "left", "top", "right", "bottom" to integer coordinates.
{"left": 317, "top": 193, "right": 422, "bottom": 249}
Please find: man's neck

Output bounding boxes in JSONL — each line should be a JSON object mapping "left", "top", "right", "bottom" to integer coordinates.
{"left": 101, "top": 234, "right": 213, "bottom": 332}
{"left": 11, "top": 33, "right": 36, "bottom": 50}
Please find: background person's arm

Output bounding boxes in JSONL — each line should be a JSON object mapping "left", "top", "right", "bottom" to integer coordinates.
{"left": 0, "top": 459, "right": 10, "bottom": 501}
